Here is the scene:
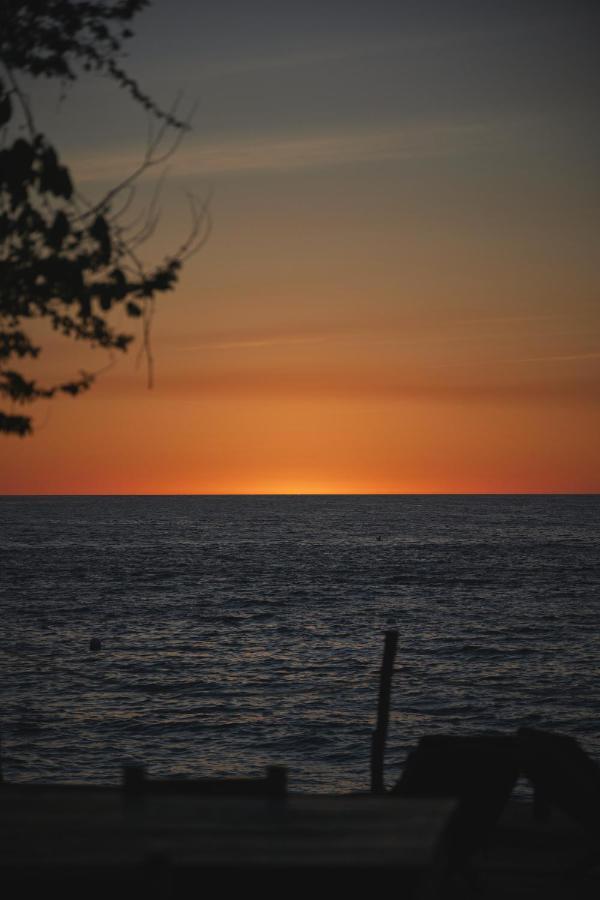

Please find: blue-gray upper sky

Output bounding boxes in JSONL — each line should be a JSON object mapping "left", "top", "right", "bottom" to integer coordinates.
{"left": 35, "top": 0, "right": 599, "bottom": 158}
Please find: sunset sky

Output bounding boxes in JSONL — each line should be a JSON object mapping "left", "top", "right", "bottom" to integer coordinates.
{"left": 1, "top": 0, "right": 599, "bottom": 493}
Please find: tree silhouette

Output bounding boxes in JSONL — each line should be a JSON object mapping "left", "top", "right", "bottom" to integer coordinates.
{"left": 0, "top": 0, "right": 208, "bottom": 435}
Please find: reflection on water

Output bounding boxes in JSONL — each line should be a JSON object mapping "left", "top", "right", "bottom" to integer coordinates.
{"left": 0, "top": 495, "right": 599, "bottom": 792}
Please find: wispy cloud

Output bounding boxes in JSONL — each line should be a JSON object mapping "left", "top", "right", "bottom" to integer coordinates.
{"left": 105, "top": 364, "right": 600, "bottom": 405}
{"left": 200, "top": 33, "right": 467, "bottom": 79}
{"left": 169, "top": 372, "right": 598, "bottom": 404}
{"left": 198, "top": 21, "right": 544, "bottom": 80}
{"left": 171, "top": 325, "right": 357, "bottom": 351}
{"left": 184, "top": 334, "right": 329, "bottom": 351}
{"left": 507, "top": 352, "right": 600, "bottom": 364}
{"left": 72, "top": 121, "right": 496, "bottom": 183}
{"left": 165, "top": 322, "right": 600, "bottom": 366}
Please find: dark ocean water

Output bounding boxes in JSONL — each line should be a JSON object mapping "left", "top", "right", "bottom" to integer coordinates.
{"left": 1, "top": 495, "right": 599, "bottom": 793}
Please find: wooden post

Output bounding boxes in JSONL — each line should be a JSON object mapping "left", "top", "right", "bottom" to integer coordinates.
{"left": 370, "top": 629, "right": 398, "bottom": 794}
{"left": 266, "top": 765, "right": 287, "bottom": 797}
{"left": 122, "top": 764, "right": 146, "bottom": 804}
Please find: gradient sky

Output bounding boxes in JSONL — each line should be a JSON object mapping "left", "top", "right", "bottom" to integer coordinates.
{"left": 1, "top": 0, "right": 599, "bottom": 493}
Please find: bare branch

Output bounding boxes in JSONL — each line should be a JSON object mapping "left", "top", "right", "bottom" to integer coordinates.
{"left": 0, "top": 2, "right": 206, "bottom": 436}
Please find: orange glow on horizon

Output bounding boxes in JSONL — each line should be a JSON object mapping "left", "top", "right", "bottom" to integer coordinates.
{"left": 1, "top": 370, "right": 598, "bottom": 495}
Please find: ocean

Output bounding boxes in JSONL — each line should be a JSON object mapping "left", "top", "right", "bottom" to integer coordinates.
{"left": 0, "top": 495, "right": 599, "bottom": 793}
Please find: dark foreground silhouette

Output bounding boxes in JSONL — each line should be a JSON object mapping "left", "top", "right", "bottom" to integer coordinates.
{"left": 1, "top": 630, "right": 599, "bottom": 897}
{"left": 1, "top": 728, "right": 599, "bottom": 898}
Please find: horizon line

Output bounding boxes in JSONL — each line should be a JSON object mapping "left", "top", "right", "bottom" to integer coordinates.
{"left": 1, "top": 492, "right": 599, "bottom": 498}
